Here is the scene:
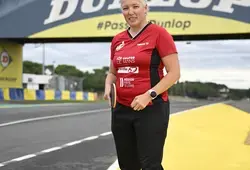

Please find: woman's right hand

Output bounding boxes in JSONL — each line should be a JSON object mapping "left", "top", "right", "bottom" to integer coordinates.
{"left": 103, "top": 85, "right": 111, "bottom": 106}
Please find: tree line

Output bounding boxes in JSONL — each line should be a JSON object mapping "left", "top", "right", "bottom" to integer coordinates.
{"left": 23, "top": 61, "right": 250, "bottom": 100}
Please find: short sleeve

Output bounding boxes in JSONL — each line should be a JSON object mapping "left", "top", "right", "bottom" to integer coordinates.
{"left": 156, "top": 28, "right": 178, "bottom": 58}
{"left": 110, "top": 37, "right": 116, "bottom": 60}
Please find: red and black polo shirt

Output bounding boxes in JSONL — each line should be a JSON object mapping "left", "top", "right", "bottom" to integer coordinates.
{"left": 110, "top": 22, "right": 178, "bottom": 107}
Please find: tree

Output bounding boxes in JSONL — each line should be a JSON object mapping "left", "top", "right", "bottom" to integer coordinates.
{"left": 23, "top": 61, "right": 42, "bottom": 74}
{"left": 228, "top": 89, "right": 248, "bottom": 100}
{"left": 82, "top": 66, "right": 109, "bottom": 92}
{"left": 55, "top": 64, "right": 84, "bottom": 77}
{"left": 247, "top": 89, "right": 250, "bottom": 98}
{"left": 45, "top": 65, "right": 54, "bottom": 74}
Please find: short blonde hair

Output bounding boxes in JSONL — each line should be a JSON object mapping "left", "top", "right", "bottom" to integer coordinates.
{"left": 119, "top": 0, "right": 149, "bottom": 13}
{"left": 140, "top": 0, "right": 147, "bottom": 5}
{"left": 120, "top": 0, "right": 148, "bottom": 6}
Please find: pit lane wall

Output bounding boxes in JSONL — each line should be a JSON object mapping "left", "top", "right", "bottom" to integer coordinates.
{"left": 0, "top": 88, "right": 98, "bottom": 101}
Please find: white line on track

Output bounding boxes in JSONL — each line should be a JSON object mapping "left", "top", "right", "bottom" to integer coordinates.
{"left": 0, "top": 108, "right": 110, "bottom": 128}
{"left": 83, "top": 136, "right": 99, "bottom": 141}
{"left": 100, "top": 132, "right": 112, "bottom": 136}
{"left": 64, "top": 140, "right": 82, "bottom": 146}
{"left": 41, "top": 147, "right": 61, "bottom": 153}
{"left": 107, "top": 160, "right": 119, "bottom": 170}
{"left": 0, "top": 131, "right": 113, "bottom": 168}
{"left": 11, "top": 154, "right": 36, "bottom": 162}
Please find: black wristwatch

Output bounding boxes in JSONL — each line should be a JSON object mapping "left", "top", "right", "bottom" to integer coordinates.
{"left": 148, "top": 89, "right": 157, "bottom": 100}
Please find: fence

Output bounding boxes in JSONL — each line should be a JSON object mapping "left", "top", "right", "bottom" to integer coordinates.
{"left": 48, "top": 75, "right": 84, "bottom": 91}
{"left": 0, "top": 88, "right": 97, "bottom": 101}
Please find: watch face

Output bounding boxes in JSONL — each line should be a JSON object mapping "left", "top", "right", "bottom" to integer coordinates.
{"left": 151, "top": 91, "right": 157, "bottom": 98}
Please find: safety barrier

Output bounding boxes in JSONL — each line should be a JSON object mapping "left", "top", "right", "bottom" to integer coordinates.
{"left": 0, "top": 88, "right": 98, "bottom": 101}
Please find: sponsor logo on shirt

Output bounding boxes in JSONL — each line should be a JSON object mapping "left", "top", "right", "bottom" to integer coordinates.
{"left": 117, "top": 66, "right": 139, "bottom": 73}
{"left": 120, "top": 78, "right": 134, "bottom": 88}
{"left": 137, "top": 42, "right": 149, "bottom": 46}
{"left": 116, "top": 41, "right": 125, "bottom": 51}
{"left": 116, "top": 56, "right": 135, "bottom": 64}
{"left": 116, "top": 56, "right": 122, "bottom": 64}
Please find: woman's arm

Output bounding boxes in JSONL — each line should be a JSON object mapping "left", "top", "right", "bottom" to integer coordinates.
{"left": 150, "top": 27, "right": 180, "bottom": 96}
{"left": 104, "top": 61, "right": 117, "bottom": 101}
{"left": 104, "top": 36, "right": 117, "bottom": 101}
{"left": 130, "top": 53, "right": 180, "bottom": 111}
{"left": 150, "top": 53, "right": 180, "bottom": 96}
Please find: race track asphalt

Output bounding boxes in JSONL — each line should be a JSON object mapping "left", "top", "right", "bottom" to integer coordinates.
{"left": 0, "top": 99, "right": 248, "bottom": 170}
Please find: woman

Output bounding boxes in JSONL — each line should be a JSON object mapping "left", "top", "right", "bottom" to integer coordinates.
{"left": 104, "top": 0, "right": 180, "bottom": 169}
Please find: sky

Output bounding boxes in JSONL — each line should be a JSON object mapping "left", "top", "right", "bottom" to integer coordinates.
{"left": 23, "top": 39, "right": 250, "bottom": 90}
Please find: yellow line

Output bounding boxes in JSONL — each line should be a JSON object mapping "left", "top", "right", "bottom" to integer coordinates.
{"left": 109, "top": 103, "right": 250, "bottom": 170}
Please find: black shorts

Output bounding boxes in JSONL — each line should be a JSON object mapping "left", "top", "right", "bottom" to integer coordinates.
{"left": 111, "top": 100, "right": 170, "bottom": 170}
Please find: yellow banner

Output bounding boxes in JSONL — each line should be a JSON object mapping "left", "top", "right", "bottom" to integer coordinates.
{"left": 0, "top": 41, "right": 23, "bottom": 88}
{"left": 29, "top": 12, "right": 250, "bottom": 38}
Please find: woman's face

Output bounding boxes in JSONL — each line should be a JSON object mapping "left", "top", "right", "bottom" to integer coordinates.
{"left": 120, "top": 0, "right": 148, "bottom": 28}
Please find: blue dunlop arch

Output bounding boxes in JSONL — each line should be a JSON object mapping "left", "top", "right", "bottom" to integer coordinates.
{"left": 0, "top": 0, "right": 249, "bottom": 39}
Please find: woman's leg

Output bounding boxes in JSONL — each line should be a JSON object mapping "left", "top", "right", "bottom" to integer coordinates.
{"left": 134, "top": 101, "right": 170, "bottom": 170}
{"left": 111, "top": 103, "right": 141, "bottom": 170}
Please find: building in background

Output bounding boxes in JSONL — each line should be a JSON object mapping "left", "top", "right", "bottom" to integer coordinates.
{"left": 22, "top": 73, "right": 83, "bottom": 91}
{"left": 22, "top": 73, "right": 51, "bottom": 90}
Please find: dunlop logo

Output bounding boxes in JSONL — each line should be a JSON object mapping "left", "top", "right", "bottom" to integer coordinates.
{"left": 44, "top": 0, "right": 250, "bottom": 25}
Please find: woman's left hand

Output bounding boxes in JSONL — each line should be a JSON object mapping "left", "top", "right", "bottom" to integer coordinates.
{"left": 130, "top": 92, "right": 152, "bottom": 111}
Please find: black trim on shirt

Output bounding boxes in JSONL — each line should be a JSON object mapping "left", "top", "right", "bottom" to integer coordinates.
{"left": 150, "top": 48, "right": 164, "bottom": 104}
{"left": 127, "top": 22, "right": 152, "bottom": 40}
